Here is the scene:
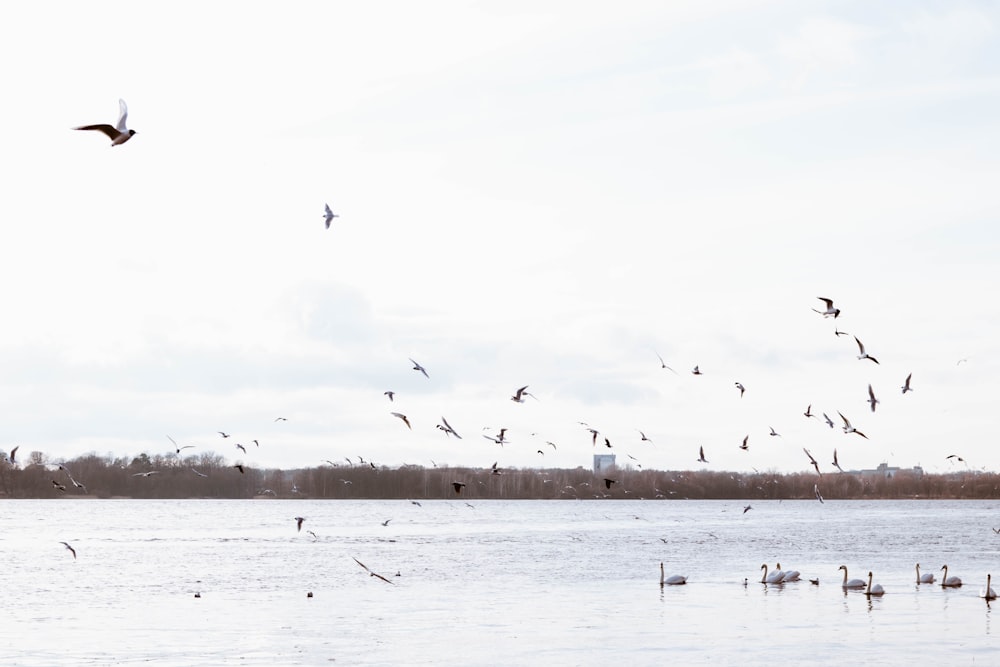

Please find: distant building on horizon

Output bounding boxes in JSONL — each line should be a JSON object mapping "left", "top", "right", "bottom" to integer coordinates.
{"left": 851, "top": 462, "right": 924, "bottom": 478}
{"left": 593, "top": 454, "right": 616, "bottom": 475}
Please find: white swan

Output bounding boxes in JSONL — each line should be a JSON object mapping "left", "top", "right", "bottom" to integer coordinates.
{"left": 839, "top": 565, "right": 866, "bottom": 589}
{"left": 761, "top": 563, "right": 784, "bottom": 584}
{"left": 866, "top": 571, "right": 885, "bottom": 597}
{"left": 980, "top": 574, "right": 997, "bottom": 600}
{"left": 940, "top": 565, "right": 962, "bottom": 588}
{"left": 915, "top": 563, "right": 935, "bottom": 584}
{"left": 659, "top": 562, "right": 687, "bottom": 586}
{"left": 776, "top": 563, "right": 800, "bottom": 582}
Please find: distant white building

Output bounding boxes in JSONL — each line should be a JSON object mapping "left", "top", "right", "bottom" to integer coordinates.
{"left": 854, "top": 462, "right": 924, "bottom": 478}
{"left": 593, "top": 454, "right": 616, "bottom": 474}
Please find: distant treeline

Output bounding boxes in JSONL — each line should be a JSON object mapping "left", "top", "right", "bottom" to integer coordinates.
{"left": 1, "top": 449, "right": 997, "bottom": 500}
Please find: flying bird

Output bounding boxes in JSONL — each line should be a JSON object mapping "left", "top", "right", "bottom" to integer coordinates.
{"left": 60, "top": 542, "right": 77, "bottom": 559}
{"left": 9, "top": 445, "right": 18, "bottom": 464}
{"left": 52, "top": 480, "right": 67, "bottom": 492}
{"left": 813, "top": 297, "right": 840, "bottom": 318}
{"left": 947, "top": 454, "right": 966, "bottom": 463}
{"left": 381, "top": 519, "right": 391, "bottom": 527}
{"left": 409, "top": 358, "right": 429, "bottom": 378}
{"left": 323, "top": 204, "right": 338, "bottom": 229}
{"left": 769, "top": 427, "right": 781, "bottom": 437}
{"left": 131, "top": 471, "right": 159, "bottom": 477}
{"left": 838, "top": 412, "right": 868, "bottom": 439}
{"left": 73, "top": 98, "right": 136, "bottom": 146}
{"left": 655, "top": 352, "right": 678, "bottom": 374}
{"left": 352, "top": 557, "right": 393, "bottom": 585}
{"left": 233, "top": 464, "right": 245, "bottom": 474}
{"left": 739, "top": 436, "right": 749, "bottom": 451}
{"left": 603, "top": 478, "right": 617, "bottom": 490}
{"left": 822, "top": 413, "right": 835, "bottom": 429}
{"left": 867, "top": 384, "right": 879, "bottom": 413}
{"left": 274, "top": 417, "right": 288, "bottom": 422}
{"left": 697, "top": 446, "right": 708, "bottom": 463}
{"left": 167, "top": 435, "right": 194, "bottom": 455}
{"left": 854, "top": 336, "right": 880, "bottom": 364}
{"left": 235, "top": 443, "right": 247, "bottom": 454}
{"left": 814, "top": 484, "right": 824, "bottom": 504}
{"left": 735, "top": 382, "right": 745, "bottom": 398}
{"left": 803, "top": 405, "right": 815, "bottom": 419}
{"left": 384, "top": 391, "right": 395, "bottom": 401}
{"left": 191, "top": 468, "right": 208, "bottom": 477}
{"left": 438, "top": 416, "right": 461, "bottom": 439}
{"left": 391, "top": 412, "right": 412, "bottom": 430}
{"left": 637, "top": 430, "right": 653, "bottom": 444}
{"left": 831, "top": 449, "right": 845, "bottom": 473}
{"left": 691, "top": 365, "right": 702, "bottom": 375}
{"left": 803, "top": 448, "right": 821, "bottom": 476}
{"left": 901, "top": 373, "right": 913, "bottom": 394}
{"left": 294, "top": 517, "right": 305, "bottom": 532}
{"left": 510, "top": 385, "right": 536, "bottom": 403}
{"left": 834, "top": 327, "right": 849, "bottom": 337}
{"left": 218, "top": 432, "right": 230, "bottom": 438}
{"left": 451, "top": 482, "right": 466, "bottom": 494}
{"left": 743, "top": 504, "right": 752, "bottom": 514}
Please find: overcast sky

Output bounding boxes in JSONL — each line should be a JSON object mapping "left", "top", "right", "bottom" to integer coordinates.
{"left": 0, "top": 1, "right": 997, "bottom": 476}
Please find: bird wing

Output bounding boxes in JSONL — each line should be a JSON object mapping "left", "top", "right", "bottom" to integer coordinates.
{"left": 854, "top": 336, "right": 866, "bottom": 354}
{"left": 74, "top": 123, "right": 121, "bottom": 139}
{"left": 116, "top": 98, "right": 129, "bottom": 132}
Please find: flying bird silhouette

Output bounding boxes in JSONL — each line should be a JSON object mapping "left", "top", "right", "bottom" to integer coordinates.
{"left": 813, "top": 297, "right": 840, "bottom": 318}
{"left": 831, "top": 449, "right": 845, "bottom": 473}
{"left": 323, "top": 204, "right": 338, "bottom": 229}
{"left": 854, "top": 336, "right": 879, "bottom": 364}
{"left": 511, "top": 385, "right": 536, "bottom": 403}
{"left": 655, "top": 352, "right": 678, "bottom": 374}
{"left": 803, "top": 448, "right": 821, "bottom": 476}
{"left": 60, "top": 541, "right": 77, "bottom": 559}
{"left": 391, "top": 412, "right": 412, "bottom": 430}
{"left": 901, "top": 373, "right": 913, "bottom": 394}
{"left": 838, "top": 412, "right": 869, "bottom": 439}
{"left": 73, "top": 98, "right": 136, "bottom": 146}
{"left": 409, "top": 358, "right": 429, "bottom": 378}
{"left": 739, "top": 435, "right": 749, "bottom": 451}
{"left": 384, "top": 391, "right": 395, "bottom": 401}
{"left": 697, "top": 446, "right": 708, "bottom": 463}
{"left": 867, "top": 384, "right": 879, "bottom": 413}
{"left": 451, "top": 481, "right": 467, "bottom": 494}
{"left": 295, "top": 517, "right": 305, "bottom": 532}
{"left": 735, "top": 382, "right": 745, "bottom": 398}
{"left": 352, "top": 557, "right": 393, "bottom": 584}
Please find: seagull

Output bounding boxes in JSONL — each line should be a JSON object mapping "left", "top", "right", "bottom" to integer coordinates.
{"left": 233, "top": 464, "right": 245, "bottom": 474}
{"left": 294, "top": 517, "right": 306, "bottom": 532}
{"left": 735, "top": 382, "right": 745, "bottom": 398}
{"left": 52, "top": 480, "right": 67, "bottom": 492}
{"left": 307, "top": 530, "right": 318, "bottom": 540}
{"left": 323, "top": 204, "right": 339, "bottom": 229}
{"left": 834, "top": 327, "right": 849, "bottom": 337}
{"left": 384, "top": 391, "right": 395, "bottom": 401}
{"left": 691, "top": 365, "right": 702, "bottom": 375}
{"left": 813, "top": 297, "right": 840, "bottom": 318}
{"left": 867, "top": 384, "right": 879, "bottom": 413}
{"left": 604, "top": 437, "right": 613, "bottom": 449}
{"left": 831, "top": 449, "right": 845, "bottom": 473}
{"left": 438, "top": 416, "right": 461, "bottom": 439}
{"left": 803, "top": 448, "right": 821, "bottom": 476}
{"left": 451, "top": 482, "right": 466, "bottom": 494}
{"left": 655, "top": 352, "right": 678, "bottom": 374}
{"left": 947, "top": 454, "right": 966, "bottom": 463}
{"left": 637, "top": 430, "right": 653, "bottom": 444}
{"left": 274, "top": 417, "right": 288, "bottom": 422}
{"left": 822, "top": 413, "right": 835, "bottom": 429}
{"left": 603, "top": 478, "right": 617, "bottom": 489}
{"left": 490, "top": 461, "right": 503, "bottom": 476}
{"left": 697, "top": 446, "right": 708, "bottom": 463}
{"left": 901, "top": 373, "right": 913, "bottom": 394}
{"left": 352, "top": 557, "right": 393, "bottom": 585}
{"left": 60, "top": 542, "right": 77, "bottom": 559}
{"left": 391, "top": 412, "right": 412, "bottom": 430}
{"left": 131, "top": 471, "right": 160, "bottom": 477}
{"left": 769, "top": 427, "right": 781, "bottom": 437}
{"left": 814, "top": 484, "right": 825, "bottom": 504}
{"left": 586, "top": 428, "right": 599, "bottom": 446}
{"left": 510, "top": 385, "right": 536, "bottom": 403}
{"left": 410, "top": 500, "right": 422, "bottom": 507}
{"left": 218, "top": 431, "right": 230, "bottom": 438}
{"left": 191, "top": 468, "right": 208, "bottom": 477}
{"left": 73, "top": 98, "right": 136, "bottom": 146}
{"left": 838, "top": 412, "right": 868, "bottom": 439}
{"left": 743, "top": 504, "right": 752, "bottom": 514}
{"left": 854, "top": 336, "right": 879, "bottom": 364}
{"left": 739, "top": 435, "right": 749, "bottom": 451}
{"left": 167, "top": 435, "right": 194, "bottom": 455}
{"left": 409, "top": 358, "right": 429, "bottom": 378}
{"left": 381, "top": 519, "right": 391, "bottom": 527}
{"left": 546, "top": 441, "right": 557, "bottom": 450}
{"left": 803, "top": 405, "right": 815, "bottom": 419}
{"left": 9, "top": 445, "right": 19, "bottom": 464}
{"left": 482, "top": 428, "right": 507, "bottom": 445}
{"left": 235, "top": 443, "right": 247, "bottom": 454}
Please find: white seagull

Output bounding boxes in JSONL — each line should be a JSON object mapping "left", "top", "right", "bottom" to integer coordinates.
{"left": 74, "top": 98, "right": 136, "bottom": 146}
{"left": 901, "top": 373, "right": 913, "bottom": 394}
{"left": 813, "top": 297, "right": 840, "bottom": 318}
{"left": 510, "top": 385, "right": 536, "bottom": 403}
{"left": 409, "top": 358, "right": 429, "bottom": 378}
{"left": 838, "top": 412, "right": 868, "bottom": 439}
{"left": 831, "top": 449, "right": 845, "bottom": 473}
{"left": 854, "top": 336, "right": 879, "bottom": 364}
{"left": 867, "top": 384, "right": 879, "bottom": 413}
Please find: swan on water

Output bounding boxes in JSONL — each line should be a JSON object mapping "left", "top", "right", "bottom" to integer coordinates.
{"left": 866, "top": 571, "right": 885, "bottom": 597}
{"left": 839, "top": 565, "right": 866, "bottom": 589}
{"left": 761, "top": 563, "right": 784, "bottom": 584}
{"left": 940, "top": 565, "right": 963, "bottom": 588}
{"left": 776, "top": 563, "right": 800, "bottom": 582}
{"left": 981, "top": 574, "right": 997, "bottom": 600}
{"left": 915, "top": 563, "right": 935, "bottom": 584}
{"left": 660, "top": 562, "right": 687, "bottom": 585}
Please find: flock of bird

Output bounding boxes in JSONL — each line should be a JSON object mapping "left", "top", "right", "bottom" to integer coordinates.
{"left": 658, "top": 561, "right": 998, "bottom": 602}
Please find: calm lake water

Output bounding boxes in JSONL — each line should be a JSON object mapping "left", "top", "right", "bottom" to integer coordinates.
{"left": 2, "top": 498, "right": 999, "bottom": 666}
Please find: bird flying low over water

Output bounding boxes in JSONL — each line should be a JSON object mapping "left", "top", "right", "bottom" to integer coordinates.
{"left": 901, "top": 373, "right": 913, "bottom": 394}
{"left": 295, "top": 517, "right": 305, "bottom": 532}
{"left": 838, "top": 412, "right": 868, "bottom": 439}
{"left": 409, "top": 358, "right": 429, "bottom": 378}
{"left": 743, "top": 504, "right": 752, "bottom": 514}
{"left": 73, "top": 98, "right": 136, "bottom": 146}
{"left": 603, "top": 478, "right": 617, "bottom": 490}
{"left": 353, "top": 557, "right": 393, "bottom": 584}
{"left": 814, "top": 485, "right": 824, "bottom": 503}
{"left": 813, "top": 297, "right": 840, "bottom": 318}
{"left": 323, "top": 204, "right": 338, "bottom": 229}
{"left": 391, "top": 412, "right": 412, "bottom": 430}
{"left": 854, "top": 336, "right": 879, "bottom": 364}
{"left": 60, "top": 542, "right": 77, "bottom": 559}
{"left": 451, "top": 482, "right": 466, "bottom": 494}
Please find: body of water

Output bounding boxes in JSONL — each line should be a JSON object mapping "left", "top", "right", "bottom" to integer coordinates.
{"left": 2, "top": 498, "right": 999, "bottom": 665}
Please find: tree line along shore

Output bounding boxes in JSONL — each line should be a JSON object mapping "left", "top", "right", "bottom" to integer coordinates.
{"left": 0, "top": 450, "right": 995, "bottom": 500}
